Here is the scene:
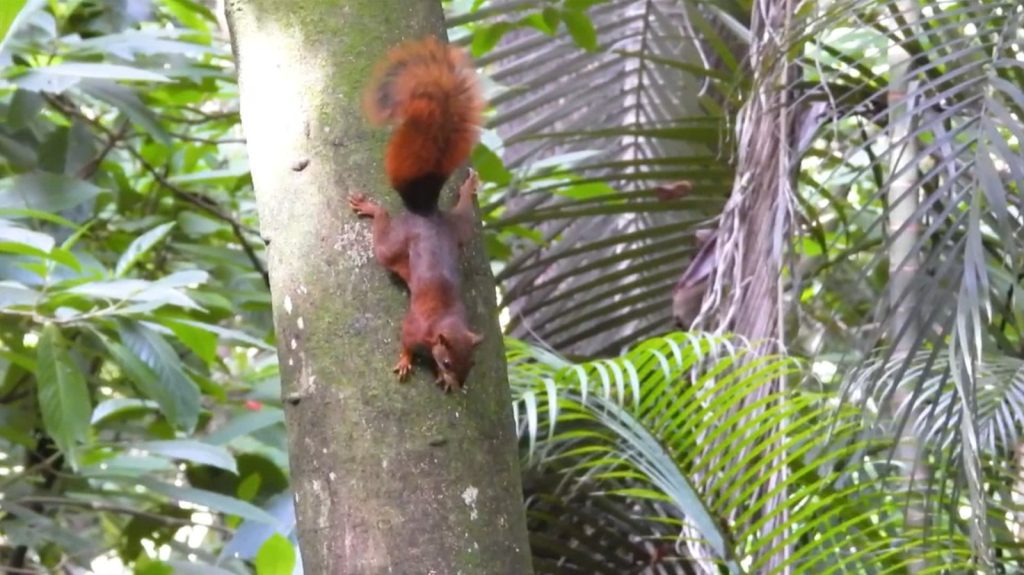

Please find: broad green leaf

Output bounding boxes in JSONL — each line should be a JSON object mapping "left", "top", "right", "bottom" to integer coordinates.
{"left": 0, "top": 223, "right": 54, "bottom": 252}
{"left": 138, "top": 439, "right": 237, "bottom": 473}
{"left": 0, "top": 238, "right": 79, "bottom": 269}
{"left": 153, "top": 269, "right": 209, "bottom": 288}
{"left": 159, "top": 317, "right": 217, "bottom": 363}
{"left": 0, "top": 131, "right": 37, "bottom": 169}
{"left": 205, "top": 409, "right": 285, "bottom": 446}
{"left": 17, "top": 62, "right": 172, "bottom": 85}
{"left": 36, "top": 324, "right": 92, "bottom": 464}
{"left": 6, "top": 89, "right": 43, "bottom": 129}
{"left": 134, "top": 558, "right": 173, "bottom": 575}
{"left": 0, "top": 207, "right": 81, "bottom": 229}
{"left": 115, "top": 222, "right": 176, "bottom": 277}
{"left": 67, "top": 278, "right": 201, "bottom": 311}
{"left": 91, "top": 398, "right": 159, "bottom": 424}
{"left": 521, "top": 10, "right": 560, "bottom": 35}
{"left": 166, "top": 318, "right": 274, "bottom": 351}
{"left": 38, "top": 120, "right": 95, "bottom": 175}
{"left": 177, "top": 211, "right": 224, "bottom": 237}
{"left": 471, "top": 144, "right": 511, "bottom": 186}
{"left": 79, "top": 453, "right": 175, "bottom": 477}
{"left": 235, "top": 472, "right": 261, "bottom": 503}
{"left": 70, "top": 30, "right": 216, "bottom": 59}
{"left": 561, "top": 9, "right": 599, "bottom": 51}
{"left": 79, "top": 80, "right": 171, "bottom": 144}
{"left": 471, "top": 22, "right": 513, "bottom": 57}
{"left": 0, "top": 173, "right": 102, "bottom": 212}
{"left": 0, "top": 0, "right": 29, "bottom": 58}
{"left": 139, "top": 478, "right": 279, "bottom": 524}
{"left": 255, "top": 533, "right": 296, "bottom": 575}
{"left": 542, "top": 7, "right": 561, "bottom": 32}
{"left": 111, "top": 324, "right": 201, "bottom": 431}
{"left": 564, "top": 0, "right": 604, "bottom": 9}
{"left": 0, "top": 281, "right": 39, "bottom": 308}
{"left": 161, "top": 0, "right": 218, "bottom": 30}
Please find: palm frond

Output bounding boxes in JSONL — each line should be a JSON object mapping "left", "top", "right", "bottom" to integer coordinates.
{"left": 792, "top": 0, "right": 1024, "bottom": 563}
{"left": 507, "top": 332, "right": 991, "bottom": 573}
{"left": 448, "top": 0, "right": 747, "bottom": 355}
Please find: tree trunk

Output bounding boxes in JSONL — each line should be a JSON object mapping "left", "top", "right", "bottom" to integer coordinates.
{"left": 698, "top": 0, "right": 795, "bottom": 571}
{"left": 225, "top": 2, "right": 534, "bottom": 573}
{"left": 884, "top": 3, "right": 927, "bottom": 572}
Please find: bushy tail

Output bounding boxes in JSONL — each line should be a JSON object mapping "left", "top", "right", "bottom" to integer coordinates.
{"left": 364, "top": 36, "right": 483, "bottom": 213}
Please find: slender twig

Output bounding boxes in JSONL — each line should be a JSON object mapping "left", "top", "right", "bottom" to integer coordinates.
{"left": 0, "top": 451, "right": 61, "bottom": 492}
{"left": 157, "top": 109, "right": 240, "bottom": 125}
{"left": 124, "top": 132, "right": 246, "bottom": 145}
{"left": 167, "top": 105, "right": 239, "bottom": 120}
{"left": 139, "top": 163, "right": 270, "bottom": 288}
{"left": 43, "top": 95, "right": 270, "bottom": 288}
{"left": 76, "top": 120, "right": 130, "bottom": 180}
{"left": 11, "top": 496, "right": 232, "bottom": 534}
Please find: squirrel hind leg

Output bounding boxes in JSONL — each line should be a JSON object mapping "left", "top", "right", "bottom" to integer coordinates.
{"left": 351, "top": 197, "right": 410, "bottom": 280}
{"left": 449, "top": 170, "right": 480, "bottom": 246}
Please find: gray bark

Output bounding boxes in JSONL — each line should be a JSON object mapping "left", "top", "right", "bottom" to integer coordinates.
{"left": 225, "top": 1, "right": 534, "bottom": 573}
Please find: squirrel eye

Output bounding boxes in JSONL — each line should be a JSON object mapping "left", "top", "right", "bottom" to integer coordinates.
{"left": 442, "top": 359, "right": 453, "bottom": 369}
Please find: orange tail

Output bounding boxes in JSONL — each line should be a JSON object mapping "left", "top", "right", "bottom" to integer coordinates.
{"left": 364, "top": 36, "right": 483, "bottom": 213}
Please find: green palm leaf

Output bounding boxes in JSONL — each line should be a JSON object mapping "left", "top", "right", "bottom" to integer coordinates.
{"left": 507, "top": 333, "right": 991, "bottom": 573}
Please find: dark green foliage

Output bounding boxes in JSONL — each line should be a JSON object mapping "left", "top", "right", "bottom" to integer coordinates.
{"left": 0, "top": 1, "right": 282, "bottom": 572}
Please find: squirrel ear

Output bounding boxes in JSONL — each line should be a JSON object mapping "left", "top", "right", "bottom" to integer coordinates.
{"left": 435, "top": 332, "right": 450, "bottom": 348}
{"left": 468, "top": 331, "right": 484, "bottom": 347}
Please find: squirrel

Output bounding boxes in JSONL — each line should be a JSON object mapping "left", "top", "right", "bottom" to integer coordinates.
{"left": 349, "top": 36, "right": 485, "bottom": 392}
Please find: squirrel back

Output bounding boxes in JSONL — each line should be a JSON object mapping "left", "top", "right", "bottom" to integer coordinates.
{"left": 364, "top": 36, "right": 483, "bottom": 214}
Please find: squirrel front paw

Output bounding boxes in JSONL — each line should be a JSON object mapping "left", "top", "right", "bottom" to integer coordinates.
{"left": 393, "top": 352, "right": 413, "bottom": 382}
{"left": 435, "top": 376, "right": 462, "bottom": 394}
{"left": 349, "top": 194, "right": 379, "bottom": 217}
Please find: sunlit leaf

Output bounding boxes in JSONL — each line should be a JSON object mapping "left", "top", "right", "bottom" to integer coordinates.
{"left": 255, "top": 533, "right": 296, "bottom": 575}
{"left": 113, "top": 324, "right": 201, "bottom": 432}
{"left": 36, "top": 324, "right": 91, "bottom": 464}
{"left": 138, "top": 439, "right": 237, "bottom": 473}
{"left": 115, "top": 222, "right": 176, "bottom": 277}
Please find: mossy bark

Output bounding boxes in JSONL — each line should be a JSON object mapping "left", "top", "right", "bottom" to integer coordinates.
{"left": 225, "top": 1, "right": 533, "bottom": 573}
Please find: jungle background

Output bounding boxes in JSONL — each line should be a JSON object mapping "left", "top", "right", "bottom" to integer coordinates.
{"left": 0, "top": 0, "right": 1022, "bottom": 573}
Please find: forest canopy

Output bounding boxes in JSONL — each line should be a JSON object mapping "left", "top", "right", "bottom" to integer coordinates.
{"left": 1, "top": 0, "right": 1022, "bottom": 573}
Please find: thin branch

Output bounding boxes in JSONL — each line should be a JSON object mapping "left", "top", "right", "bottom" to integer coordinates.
{"left": 0, "top": 451, "right": 61, "bottom": 492}
{"left": 44, "top": 95, "right": 270, "bottom": 288}
{"left": 76, "top": 120, "right": 130, "bottom": 180}
{"left": 157, "top": 109, "right": 240, "bottom": 125}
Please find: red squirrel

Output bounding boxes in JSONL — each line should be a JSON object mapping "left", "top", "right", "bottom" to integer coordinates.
{"left": 349, "top": 36, "right": 485, "bottom": 392}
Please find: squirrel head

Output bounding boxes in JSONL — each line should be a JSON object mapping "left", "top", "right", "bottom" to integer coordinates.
{"left": 430, "top": 329, "right": 484, "bottom": 391}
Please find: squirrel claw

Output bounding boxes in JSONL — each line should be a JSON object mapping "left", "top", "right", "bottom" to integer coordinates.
{"left": 459, "top": 170, "right": 480, "bottom": 198}
{"left": 349, "top": 193, "right": 378, "bottom": 217}
{"left": 435, "top": 377, "right": 461, "bottom": 394}
{"left": 393, "top": 354, "right": 413, "bottom": 382}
